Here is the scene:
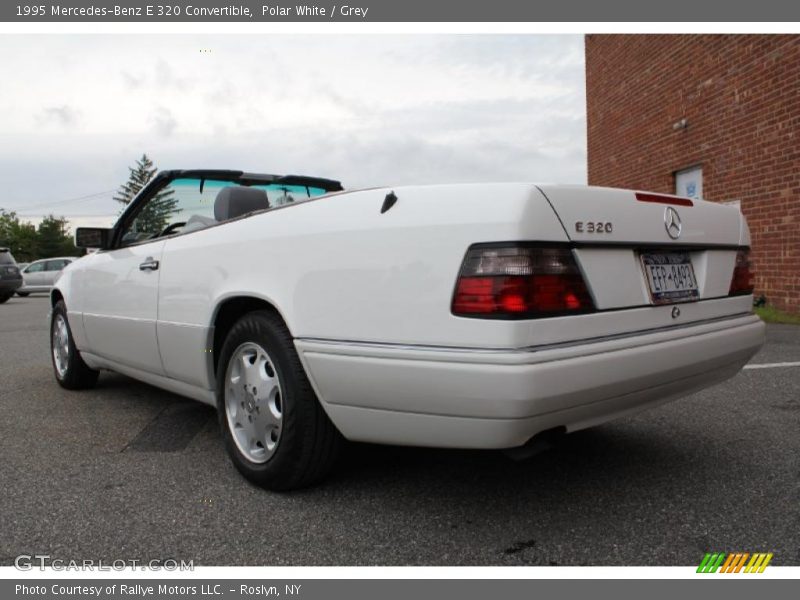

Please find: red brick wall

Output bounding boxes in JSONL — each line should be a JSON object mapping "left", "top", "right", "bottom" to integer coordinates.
{"left": 585, "top": 34, "right": 800, "bottom": 313}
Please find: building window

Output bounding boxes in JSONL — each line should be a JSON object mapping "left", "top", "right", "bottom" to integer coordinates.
{"left": 675, "top": 166, "right": 703, "bottom": 200}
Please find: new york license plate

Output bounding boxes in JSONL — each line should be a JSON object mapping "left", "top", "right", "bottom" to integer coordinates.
{"left": 640, "top": 251, "right": 699, "bottom": 304}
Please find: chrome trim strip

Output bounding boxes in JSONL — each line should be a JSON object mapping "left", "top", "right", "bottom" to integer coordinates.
{"left": 82, "top": 315, "right": 206, "bottom": 328}
{"left": 158, "top": 319, "right": 207, "bottom": 328}
{"left": 82, "top": 312, "right": 153, "bottom": 323}
{"left": 296, "top": 312, "right": 756, "bottom": 355}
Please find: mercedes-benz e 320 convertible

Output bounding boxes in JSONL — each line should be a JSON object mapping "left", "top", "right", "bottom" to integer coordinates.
{"left": 49, "top": 169, "right": 765, "bottom": 489}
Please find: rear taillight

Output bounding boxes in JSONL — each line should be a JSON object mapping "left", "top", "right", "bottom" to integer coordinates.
{"left": 452, "top": 245, "right": 595, "bottom": 318}
{"left": 729, "top": 248, "right": 755, "bottom": 296}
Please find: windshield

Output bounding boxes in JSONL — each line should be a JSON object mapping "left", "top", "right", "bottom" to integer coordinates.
{"left": 120, "top": 177, "right": 332, "bottom": 246}
{"left": 0, "top": 250, "right": 16, "bottom": 265}
{"left": 168, "top": 178, "right": 330, "bottom": 224}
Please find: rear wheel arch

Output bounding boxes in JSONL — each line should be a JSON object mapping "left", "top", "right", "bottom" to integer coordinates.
{"left": 211, "top": 295, "right": 291, "bottom": 378}
{"left": 214, "top": 308, "right": 342, "bottom": 489}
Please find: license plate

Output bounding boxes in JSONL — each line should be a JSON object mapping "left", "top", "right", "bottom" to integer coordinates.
{"left": 640, "top": 251, "right": 699, "bottom": 304}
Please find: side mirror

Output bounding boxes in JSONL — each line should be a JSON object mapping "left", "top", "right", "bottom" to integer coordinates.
{"left": 75, "top": 227, "right": 113, "bottom": 250}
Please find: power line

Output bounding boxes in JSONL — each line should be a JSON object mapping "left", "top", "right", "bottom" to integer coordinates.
{"left": 16, "top": 214, "right": 118, "bottom": 218}
{"left": 3, "top": 189, "right": 117, "bottom": 214}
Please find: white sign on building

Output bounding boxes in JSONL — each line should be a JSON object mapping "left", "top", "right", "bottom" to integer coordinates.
{"left": 675, "top": 165, "right": 703, "bottom": 199}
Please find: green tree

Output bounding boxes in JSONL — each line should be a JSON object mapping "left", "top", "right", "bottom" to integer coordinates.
{"left": 114, "top": 154, "right": 177, "bottom": 234}
{"left": 13, "top": 221, "right": 39, "bottom": 261}
{"left": 0, "top": 209, "right": 16, "bottom": 247}
{"left": 37, "top": 215, "right": 79, "bottom": 258}
{"left": 0, "top": 210, "right": 39, "bottom": 261}
{"left": 0, "top": 210, "right": 78, "bottom": 261}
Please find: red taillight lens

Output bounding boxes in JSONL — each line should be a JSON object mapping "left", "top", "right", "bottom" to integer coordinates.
{"left": 452, "top": 245, "right": 595, "bottom": 318}
{"left": 729, "top": 248, "right": 755, "bottom": 296}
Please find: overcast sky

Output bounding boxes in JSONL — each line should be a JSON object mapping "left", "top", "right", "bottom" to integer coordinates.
{"left": 0, "top": 34, "right": 586, "bottom": 228}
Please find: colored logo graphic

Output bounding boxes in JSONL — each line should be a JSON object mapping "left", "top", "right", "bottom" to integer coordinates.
{"left": 697, "top": 552, "right": 773, "bottom": 573}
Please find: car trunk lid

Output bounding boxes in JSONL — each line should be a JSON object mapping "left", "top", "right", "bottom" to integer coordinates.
{"left": 534, "top": 185, "right": 748, "bottom": 313}
{"left": 536, "top": 185, "right": 743, "bottom": 246}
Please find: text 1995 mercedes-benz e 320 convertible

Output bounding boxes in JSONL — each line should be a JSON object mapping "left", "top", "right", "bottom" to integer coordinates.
{"left": 50, "top": 169, "right": 765, "bottom": 489}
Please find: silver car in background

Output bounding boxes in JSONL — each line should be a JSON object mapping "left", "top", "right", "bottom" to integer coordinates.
{"left": 17, "top": 257, "right": 79, "bottom": 296}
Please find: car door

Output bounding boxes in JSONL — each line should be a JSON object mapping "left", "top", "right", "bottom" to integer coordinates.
{"left": 80, "top": 241, "right": 166, "bottom": 375}
{"left": 43, "top": 259, "right": 68, "bottom": 287}
{"left": 22, "top": 260, "right": 46, "bottom": 291}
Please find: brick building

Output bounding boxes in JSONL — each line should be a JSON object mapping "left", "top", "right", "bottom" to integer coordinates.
{"left": 585, "top": 34, "right": 799, "bottom": 313}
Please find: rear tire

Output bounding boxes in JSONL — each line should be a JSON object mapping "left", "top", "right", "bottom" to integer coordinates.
{"left": 216, "top": 310, "right": 342, "bottom": 490}
{"left": 51, "top": 300, "right": 99, "bottom": 390}
{"left": 0, "top": 294, "right": 11, "bottom": 304}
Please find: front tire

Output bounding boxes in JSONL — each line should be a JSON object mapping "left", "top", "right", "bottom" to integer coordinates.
{"left": 216, "top": 310, "right": 342, "bottom": 490}
{"left": 16, "top": 291, "right": 29, "bottom": 297}
{"left": 51, "top": 300, "right": 99, "bottom": 389}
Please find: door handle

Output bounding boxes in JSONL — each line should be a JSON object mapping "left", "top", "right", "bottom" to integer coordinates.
{"left": 139, "top": 258, "right": 159, "bottom": 271}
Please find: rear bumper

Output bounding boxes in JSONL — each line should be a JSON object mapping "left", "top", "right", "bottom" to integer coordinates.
{"left": 296, "top": 313, "right": 765, "bottom": 449}
{"left": 0, "top": 279, "right": 22, "bottom": 294}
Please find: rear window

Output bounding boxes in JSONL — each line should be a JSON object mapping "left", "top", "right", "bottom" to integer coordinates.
{"left": 0, "top": 250, "right": 16, "bottom": 265}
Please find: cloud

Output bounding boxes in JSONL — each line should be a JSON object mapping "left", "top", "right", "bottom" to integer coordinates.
{"left": 154, "top": 58, "right": 192, "bottom": 90}
{"left": 324, "top": 88, "right": 372, "bottom": 117}
{"left": 38, "top": 105, "right": 81, "bottom": 127}
{"left": 121, "top": 70, "right": 146, "bottom": 88}
{"left": 151, "top": 107, "right": 177, "bottom": 137}
{"left": 0, "top": 34, "right": 588, "bottom": 228}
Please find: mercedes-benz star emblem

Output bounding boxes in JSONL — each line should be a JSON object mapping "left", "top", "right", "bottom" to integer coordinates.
{"left": 664, "top": 206, "right": 682, "bottom": 239}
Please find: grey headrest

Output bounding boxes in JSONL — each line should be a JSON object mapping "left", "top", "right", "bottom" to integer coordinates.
{"left": 214, "top": 186, "right": 270, "bottom": 221}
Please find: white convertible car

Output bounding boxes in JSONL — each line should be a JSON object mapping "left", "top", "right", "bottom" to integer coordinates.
{"left": 51, "top": 169, "right": 765, "bottom": 489}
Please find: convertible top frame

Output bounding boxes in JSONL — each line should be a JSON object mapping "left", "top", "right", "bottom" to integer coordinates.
{"left": 111, "top": 169, "right": 344, "bottom": 249}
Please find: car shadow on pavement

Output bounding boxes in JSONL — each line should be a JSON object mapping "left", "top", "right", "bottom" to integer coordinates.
{"left": 94, "top": 372, "right": 713, "bottom": 506}
{"left": 323, "top": 423, "right": 705, "bottom": 499}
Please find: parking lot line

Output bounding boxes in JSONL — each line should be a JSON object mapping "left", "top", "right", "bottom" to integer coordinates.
{"left": 743, "top": 361, "right": 800, "bottom": 370}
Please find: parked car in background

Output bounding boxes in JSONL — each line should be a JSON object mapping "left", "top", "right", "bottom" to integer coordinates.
{"left": 17, "top": 257, "right": 79, "bottom": 296}
{"left": 50, "top": 169, "right": 765, "bottom": 490}
{"left": 16, "top": 262, "right": 29, "bottom": 270}
{"left": 0, "top": 248, "right": 23, "bottom": 303}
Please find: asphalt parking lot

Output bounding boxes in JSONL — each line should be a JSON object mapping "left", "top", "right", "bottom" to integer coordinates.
{"left": 1, "top": 295, "right": 798, "bottom": 566}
